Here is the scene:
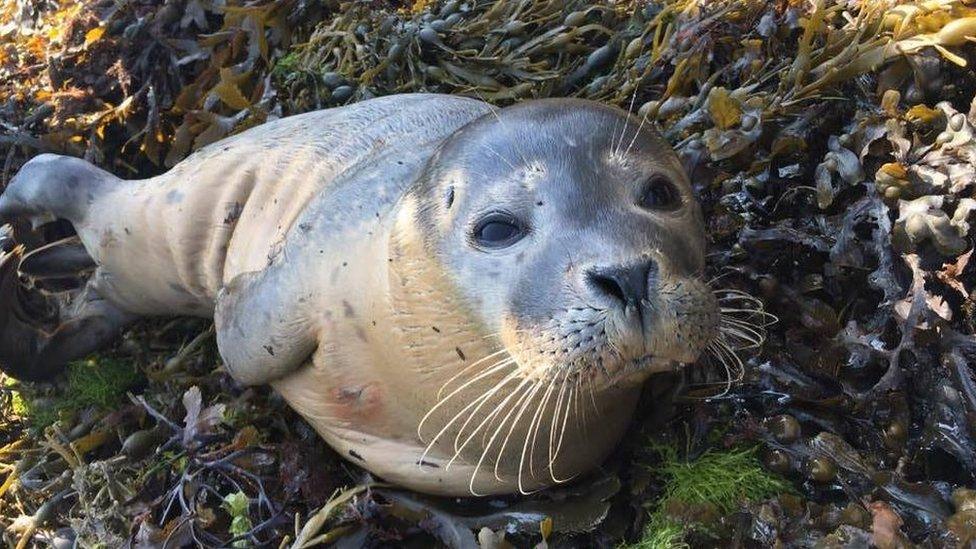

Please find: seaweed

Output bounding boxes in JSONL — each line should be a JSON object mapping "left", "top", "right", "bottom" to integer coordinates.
{"left": 629, "top": 443, "right": 790, "bottom": 548}
{"left": 9, "top": 356, "right": 142, "bottom": 429}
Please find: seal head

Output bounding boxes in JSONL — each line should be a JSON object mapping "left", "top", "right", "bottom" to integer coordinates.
{"left": 388, "top": 99, "right": 719, "bottom": 493}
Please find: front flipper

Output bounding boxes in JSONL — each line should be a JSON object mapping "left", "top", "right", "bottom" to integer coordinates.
{"left": 214, "top": 268, "right": 317, "bottom": 385}
{"left": 0, "top": 233, "right": 135, "bottom": 381}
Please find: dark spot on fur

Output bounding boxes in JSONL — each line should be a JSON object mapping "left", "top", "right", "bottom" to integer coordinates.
{"left": 431, "top": 326, "right": 440, "bottom": 333}
{"left": 348, "top": 450, "right": 365, "bottom": 461}
{"left": 338, "top": 387, "right": 364, "bottom": 402}
{"left": 455, "top": 347, "right": 466, "bottom": 361}
{"left": 416, "top": 460, "right": 440, "bottom": 468}
{"left": 264, "top": 345, "right": 275, "bottom": 356}
{"left": 165, "top": 190, "right": 184, "bottom": 204}
{"left": 224, "top": 202, "right": 243, "bottom": 224}
{"left": 371, "top": 320, "right": 376, "bottom": 326}
{"left": 124, "top": 227, "right": 131, "bottom": 235}
{"left": 445, "top": 186, "right": 455, "bottom": 209}
{"left": 99, "top": 229, "right": 117, "bottom": 248}
{"left": 168, "top": 282, "right": 189, "bottom": 294}
{"left": 342, "top": 300, "right": 355, "bottom": 317}
{"left": 64, "top": 174, "right": 80, "bottom": 189}
{"left": 354, "top": 326, "right": 367, "bottom": 341}
{"left": 342, "top": 261, "right": 348, "bottom": 267}
{"left": 515, "top": 252, "right": 524, "bottom": 264}
{"left": 299, "top": 222, "right": 312, "bottom": 233}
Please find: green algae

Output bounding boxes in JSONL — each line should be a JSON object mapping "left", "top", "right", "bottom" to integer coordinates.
{"left": 9, "top": 356, "right": 142, "bottom": 430}
{"left": 628, "top": 444, "right": 791, "bottom": 548}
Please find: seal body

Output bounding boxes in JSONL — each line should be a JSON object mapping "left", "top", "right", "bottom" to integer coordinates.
{"left": 0, "top": 94, "right": 719, "bottom": 495}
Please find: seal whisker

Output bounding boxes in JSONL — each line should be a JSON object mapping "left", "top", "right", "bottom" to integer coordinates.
{"left": 436, "top": 348, "right": 510, "bottom": 400}
{"left": 706, "top": 269, "right": 739, "bottom": 286}
{"left": 448, "top": 373, "right": 529, "bottom": 469}
{"left": 720, "top": 318, "right": 772, "bottom": 338}
{"left": 610, "top": 116, "right": 622, "bottom": 159}
{"left": 622, "top": 111, "right": 650, "bottom": 159}
{"left": 416, "top": 358, "right": 517, "bottom": 446}
{"left": 613, "top": 85, "right": 641, "bottom": 157}
{"left": 491, "top": 380, "right": 541, "bottom": 482}
{"left": 573, "top": 374, "right": 587, "bottom": 434}
{"left": 703, "top": 342, "right": 734, "bottom": 397}
{"left": 720, "top": 306, "right": 777, "bottom": 319}
{"left": 719, "top": 322, "right": 766, "bottom": 348}
{"left": 546, "top": 370, "right": 570, "bottom": 472}
{"left": 712, "top": 338, "right": 745, "bottom": 389}
{"left": 527, "top": 374, "right": 560, "bottom": 480}
{"left": 419, "top": 359, "right": 515, "bottom": 444}
{"left": 425, "top": 375, "right": 512, "bottom": 465}
{"left": 549, "top": 385, "right": 577, "bottom": 483}
{"left": 500, "top": 382, "right": 546, "bottom": 494}
{"left": 572, "top": 378, "right": 583, "bottom": 432}
{"left": 451, "top": 369, "right": 523, "bottom": 454}
{"left": 467, "top": 380, "right": 536, "bottom": 495}
{"left": 548, "top": 371, "right": 575, "bottom": 482}
{"left": 713, "top": 288, "right": 762, "bottom": 298}
{"left": 588, "top": 378, "right": 600, "bottom": 415}
{"left": 480, "top": 141, "right": 517, "bottom": 171}
{"left": 480, "top": 96, "right": 532, "bottom": 167}
{"left": 720, "top": 319, "right": 765, "bottom": 339}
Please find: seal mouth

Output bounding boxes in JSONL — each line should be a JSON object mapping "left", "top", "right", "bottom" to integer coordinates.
{"left": 597, "top": 354, "right": 681, "bottom": 388}
{"left": 631, "top": 354, "right": 676, "bottom": 370}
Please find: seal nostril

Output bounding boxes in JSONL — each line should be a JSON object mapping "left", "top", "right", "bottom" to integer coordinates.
{"left": 586, "top": 261, "right": 655, "bottom": 306}
{"left": 589, "top": 272, "right": 628, "bottom": 304}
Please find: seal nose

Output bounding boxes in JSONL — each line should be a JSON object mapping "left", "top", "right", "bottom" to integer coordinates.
{"left": 587, "top": 260, "right": 655, "bottom": 306}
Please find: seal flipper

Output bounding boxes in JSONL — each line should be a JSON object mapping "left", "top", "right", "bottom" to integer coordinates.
{"left": 0, "top": 235, "right": 135, "bottom": 381}
{"left": 0, "top": 154, "right": 117, "bottom": 228}
{"left": 20, "top": 236, "right": 97, "bottom": 280}
{"left": 215, "top": 268, "right": 317, "bottom": 385}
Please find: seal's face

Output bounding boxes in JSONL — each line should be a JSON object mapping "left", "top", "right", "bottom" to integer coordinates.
{"left": 415, "top": 100, "right": 718, "bottom": 389}
{"left": 384, "top": 98, "right": 722, "bottom": 495}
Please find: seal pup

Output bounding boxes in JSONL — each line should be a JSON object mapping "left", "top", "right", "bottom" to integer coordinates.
{"left": 0, "top": 94, "right": 732, "bottom": 496}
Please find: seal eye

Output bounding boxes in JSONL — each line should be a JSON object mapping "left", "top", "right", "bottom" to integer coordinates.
{"left": 473, "top": 213, "right": 525, "bottom": 248}
{"left": 639, "top": 176, "right": 682, "bottom": 211}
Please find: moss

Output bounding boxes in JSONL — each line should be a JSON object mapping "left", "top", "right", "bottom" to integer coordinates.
{"left": 3, "top": 375, "right": 28, "bottom": 416}
{"left": 66, "top": 357, "right": 142, "bottom": 409}
{"left": 628, "top": 516, "right": 689, "bottom": 549}
{"left": 656, "top": 446, "right": 790, "bottom": 514}
{"left": 10, "top": 356, "right": 142, "bottom": 430}
{"left": 272, "top": 52, "right": 302, "bottom": 78}
{"left": 628, "top": 444, "right": 791, "bottom": 548}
